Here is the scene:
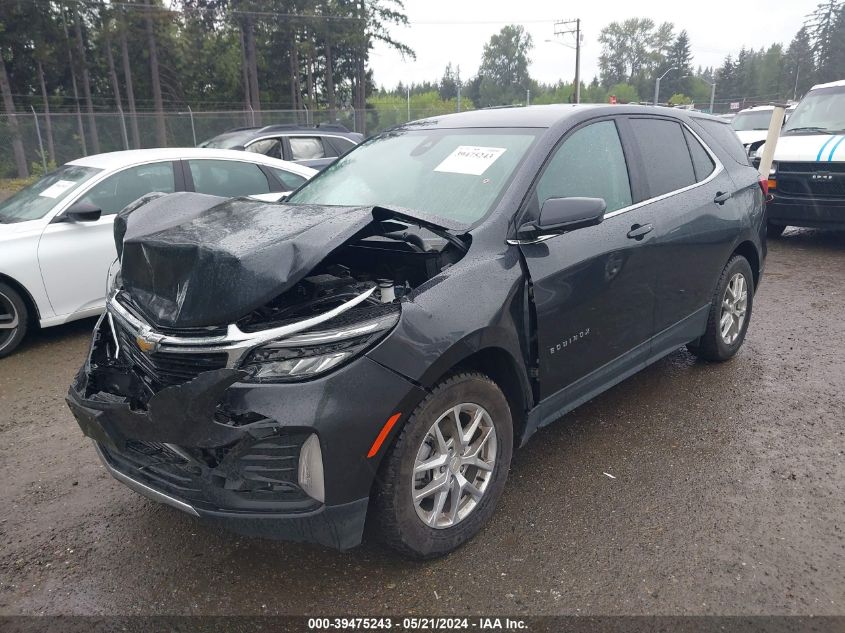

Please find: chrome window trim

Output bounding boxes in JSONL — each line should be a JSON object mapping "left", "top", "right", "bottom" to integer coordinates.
{"left": 508, "top": 120, "right": 724, "bottom": 245}
{"left": 107, "top": 285, "right": 377, "bottom": 367}
{"left": 602, "top": 121, "right": 723, "bottom": 220}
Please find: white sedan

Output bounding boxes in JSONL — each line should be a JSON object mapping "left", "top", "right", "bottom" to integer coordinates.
{"left": 0, "top": 148, "right": 316, "bottom": 357}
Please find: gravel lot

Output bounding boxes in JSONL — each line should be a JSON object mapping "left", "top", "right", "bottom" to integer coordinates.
{"left": 1, "top": 229, "right": 843, "bottom": 616}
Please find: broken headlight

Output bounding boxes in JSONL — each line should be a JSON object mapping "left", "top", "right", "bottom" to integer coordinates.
{"left": 240, "top": 312, "right": 400, "bottom": 382}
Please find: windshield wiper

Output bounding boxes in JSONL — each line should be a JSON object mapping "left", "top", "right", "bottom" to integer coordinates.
{"left": 784, "top": 126, "right": 831, "bottom": 134}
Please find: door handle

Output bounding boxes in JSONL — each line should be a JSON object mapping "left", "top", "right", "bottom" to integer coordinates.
{"left": 714, "top": 191, "right": 732, "bottom": 205}
{"left": 626, "top": 223, "right": 654, "bottom": 240}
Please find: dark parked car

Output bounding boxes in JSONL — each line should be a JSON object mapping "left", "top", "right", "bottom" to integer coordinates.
{"left": 199, "top": 123, "right": 363, "bottom": 170}
{"left": 68, "top": 105, "right": 766, "bottom": 558}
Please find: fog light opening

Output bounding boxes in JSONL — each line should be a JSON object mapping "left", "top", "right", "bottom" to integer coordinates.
{"left": 298, "top": 434, "right": 325, "bottom": 503}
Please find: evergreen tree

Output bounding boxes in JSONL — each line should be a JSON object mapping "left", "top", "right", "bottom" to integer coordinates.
{"left": 784, "top": 27, "right": 814, "bottom": 99}
{"left": 663, "top": 30, "right": 693, "bottom": 98}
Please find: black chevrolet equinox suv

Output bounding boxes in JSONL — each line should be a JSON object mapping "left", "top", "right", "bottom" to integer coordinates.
{"left": 68, "top": 105, "right": 766, "bottom": 558}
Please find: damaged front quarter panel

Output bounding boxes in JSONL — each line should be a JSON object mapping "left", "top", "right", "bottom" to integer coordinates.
{"left": 66, "top": 191, "right": 477, "bottom": 549}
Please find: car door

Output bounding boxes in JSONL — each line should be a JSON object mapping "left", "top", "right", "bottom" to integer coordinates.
{"left": 624, "top": 116, "right": 734, "bottom": 343}
{"left": 517, "top": 118, "right": 658, "bottom": 400}
{"left": 37, "top": 160, "right": 179, "bottom": 318}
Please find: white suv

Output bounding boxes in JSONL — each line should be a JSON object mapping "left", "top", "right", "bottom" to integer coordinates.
{"left": 731, "top": 104, "right": 795, "bottom": 159}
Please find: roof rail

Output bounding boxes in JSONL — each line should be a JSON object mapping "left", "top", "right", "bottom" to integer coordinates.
{"left": 222, "top": 126, "right": 261, "bottom": 133}
{"left": 315, "top": 123, "right": 351, "bottom": 132}
{"left": 253, "top": 122, "right": 353, "bottom": 134}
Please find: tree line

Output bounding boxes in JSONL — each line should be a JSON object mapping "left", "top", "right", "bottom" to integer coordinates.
{"left": 594, "top": 0, "right": 844, "bottom": 107}
{"left": 383, "top": 0, "right": 844, "bottom": 112}
{"left": 2, "top": 0, "right": 844, "bottom": 179}
{"left": 1, "top": 0, "right": 412, "bottom": 178}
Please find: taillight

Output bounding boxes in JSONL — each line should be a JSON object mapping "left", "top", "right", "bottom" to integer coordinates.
{"left": 759, "top": 177, "right": 769, "bottom": 196}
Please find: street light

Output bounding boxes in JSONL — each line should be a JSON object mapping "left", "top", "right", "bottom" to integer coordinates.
{"left": 654, "top": 67, "right": 677, "bottom": 106}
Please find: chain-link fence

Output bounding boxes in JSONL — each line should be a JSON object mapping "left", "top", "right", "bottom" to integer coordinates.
{"left": 0, "top": 104, "right": 465, "bottom": 179}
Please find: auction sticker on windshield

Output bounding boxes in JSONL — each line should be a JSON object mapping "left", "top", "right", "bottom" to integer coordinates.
{"left": 434, "top": 146, "right": 507, "bottom": 175}
{"left": 39, "top": 180, "right": 79, "bottom": 199}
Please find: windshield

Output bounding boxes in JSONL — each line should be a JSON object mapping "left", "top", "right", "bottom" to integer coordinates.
{"left": 783, "top": 86, "right": 845, "bottom": 134}
{"left": 731, "top": 110, "right": 773, "bottom": 131}
{"left": 0, "top": 165, "right": 102, "bottom": 224}
{"left": 287, "top": 128, "right": 541, "bottom": 225}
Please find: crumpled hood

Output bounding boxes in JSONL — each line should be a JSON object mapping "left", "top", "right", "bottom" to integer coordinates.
{"left": 117, "top": 192, "right": 462, "bottom": 329}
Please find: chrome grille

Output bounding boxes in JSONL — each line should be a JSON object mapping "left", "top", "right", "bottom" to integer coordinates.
{"left": 114, "top": 321, "right": 228, "bottom": 389}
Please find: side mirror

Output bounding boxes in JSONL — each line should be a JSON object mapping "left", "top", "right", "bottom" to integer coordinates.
{"left": 230, "top": 144, "right": 247, "bottom": 152}
{"left": 64, "top": 201, "right": 102, "bottom": 223}
{"left": 518, "top": 197, "right": 606, "bottom": 240}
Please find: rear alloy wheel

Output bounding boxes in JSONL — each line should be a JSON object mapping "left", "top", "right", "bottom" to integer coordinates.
{"left": 687, "top": 255, "right": 753, "bottom": 362}
{"left": 0, "top": 282, "right": 28, "bottom": 358}
{"left": 371, "top": 372, "right": 513, "bottom": 558}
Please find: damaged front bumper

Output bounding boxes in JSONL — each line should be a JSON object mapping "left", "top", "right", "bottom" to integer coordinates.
{"left": 67, "top": 313, "right": 425, "bottom": 550}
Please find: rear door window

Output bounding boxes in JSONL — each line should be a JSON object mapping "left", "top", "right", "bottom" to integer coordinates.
{"left": 325, "top": 137, "right": 356, "bottom": 156}
{"left": 289, "top": 137, "right": 326, "bottom": 160}
{"left": 535, "top": 120, "right": 633, "bottom": 213}
{"left": 629, "top": 118, "right": 697, "bottom": 197}
{"left": 245, "top": 138, "right": 282, "bottom": 159}
{"left": 187, "top": 159, "right": 271, "bottom": 197}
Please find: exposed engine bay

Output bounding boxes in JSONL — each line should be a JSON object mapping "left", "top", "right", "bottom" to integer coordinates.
{"left": 237, "top": 224, "right": 466, "bottom": 332}
{"left": 77, "top": 194, "right": 470, "bottom": 410}
{"left": 115, "top": 193, "right": 469, "bottom": 331}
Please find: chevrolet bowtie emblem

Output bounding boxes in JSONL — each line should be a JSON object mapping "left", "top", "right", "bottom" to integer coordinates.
{"left": 135, "top": 333, "right": 159, "bottom": 354}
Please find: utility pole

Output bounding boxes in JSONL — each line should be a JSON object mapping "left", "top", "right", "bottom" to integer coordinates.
{"left": 654, "top": 67, "right": 676, "bottom": 106}
{"left": 553, "top": 18, "right": 582, "bottom": 103}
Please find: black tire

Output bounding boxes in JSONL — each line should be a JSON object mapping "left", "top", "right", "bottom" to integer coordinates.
{"left": 370, "top": 372, "right": 513, "bottom": 559}
{"left": 767, "top": 222, "right": 787, "bottom": 238}
{"left": 687, "top": 255, "right": 754, "bottom": 362}
{"left": 0, "top": 282, "right": 28, "bottom": 358}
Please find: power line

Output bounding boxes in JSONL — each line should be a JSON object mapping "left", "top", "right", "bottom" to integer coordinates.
{"left": 43, "top": 0, "right": 559, "bottom": 26}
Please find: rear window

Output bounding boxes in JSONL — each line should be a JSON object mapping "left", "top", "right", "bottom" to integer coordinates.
{"left": 693, "top": 118, "right": 751, "bottom": 166}
{"left": 629, "top": 118, "right": 696, "bottom": 197}
{"left": 325, "top": 137, "right": 356, "bottom": 156}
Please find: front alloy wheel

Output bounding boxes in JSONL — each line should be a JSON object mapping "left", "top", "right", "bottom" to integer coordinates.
{"left": 412, "top": 403, "right": 497, "bottom": 529}
{"left": 371, "top": 372, "right": 513, "bottom": 559}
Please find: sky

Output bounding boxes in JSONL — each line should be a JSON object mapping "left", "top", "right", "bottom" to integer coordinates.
{"left": 369, "top": 0, "right": 819, "bottom": 90}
